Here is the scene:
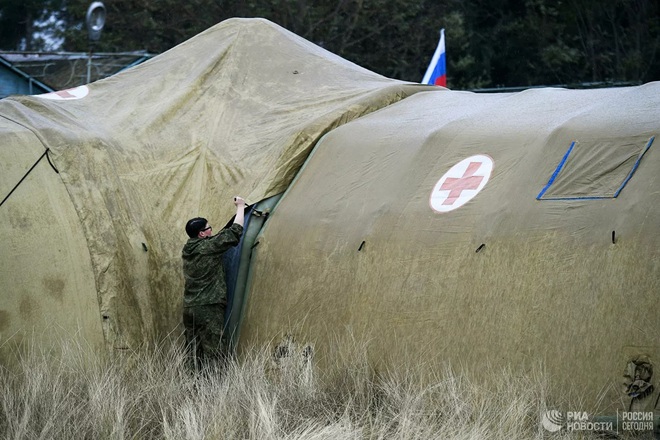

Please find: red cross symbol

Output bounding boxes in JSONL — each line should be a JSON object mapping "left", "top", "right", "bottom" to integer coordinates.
{"left": 439, "top": 161, "right": 484, "bottom": 205}
{"left": 55, "top": 89, "right": 77, "bottom": 99}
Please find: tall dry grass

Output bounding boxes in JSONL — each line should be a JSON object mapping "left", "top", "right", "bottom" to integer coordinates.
{"left": 0, "top": 334, "right": 647, "bottom": 439}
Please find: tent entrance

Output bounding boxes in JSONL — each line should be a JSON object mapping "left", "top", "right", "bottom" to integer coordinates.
{"left": 222, "top": 194, "right": 282, "bottom": 350}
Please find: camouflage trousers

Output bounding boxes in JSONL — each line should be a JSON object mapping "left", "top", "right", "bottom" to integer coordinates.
{"left": 183, "top": 304, "right": 229, "bottom": 369}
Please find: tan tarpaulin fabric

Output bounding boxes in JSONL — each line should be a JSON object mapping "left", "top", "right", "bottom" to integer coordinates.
{"left": 0, "top": 119, "right": 102, "bottom": 352}
{"left": 241, "top": 84, "right": 660, "bottom": 411}
{"left": 0, "top": 18, "right": 430, "bottom": 358}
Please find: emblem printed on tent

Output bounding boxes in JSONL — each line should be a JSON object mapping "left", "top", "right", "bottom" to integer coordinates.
{"left": 36, "top": 85, "right": 90, "bottom": 100}
{"left": 430, "top": 155, "right": 493, "bottom": 213}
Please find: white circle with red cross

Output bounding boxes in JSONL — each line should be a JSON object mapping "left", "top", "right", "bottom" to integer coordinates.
{"left": 36, "top": 85, "right": 89, "bottom": 100}
{"left": 430, "top": 155, "right": 493, "bottom": 213}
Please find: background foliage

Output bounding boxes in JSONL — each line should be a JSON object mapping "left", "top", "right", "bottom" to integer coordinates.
{"left": 1, "top": 0, "right": 658, "bottom": 89}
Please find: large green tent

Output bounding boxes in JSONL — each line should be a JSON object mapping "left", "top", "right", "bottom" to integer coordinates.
{"left": 0, "top": 18, "right": 429, "bottom": 357}
{"left": 240, "top": 85, "right": 660, "bottom": 413}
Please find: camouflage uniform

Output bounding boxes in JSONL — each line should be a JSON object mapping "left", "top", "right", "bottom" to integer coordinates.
{"left": 182, "top": 223, "right": 243, "bottom": 366}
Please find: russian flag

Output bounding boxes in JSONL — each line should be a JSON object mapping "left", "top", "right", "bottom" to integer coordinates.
{"left": 422, "top": 29, "right": 446, "bottom": 87}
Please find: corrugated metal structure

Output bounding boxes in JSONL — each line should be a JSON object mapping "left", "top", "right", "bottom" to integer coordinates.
{"left": 0, "top": 51, "right": 153, "bottom": 99}
{"left": 0, "top": 57, "right": 52, "bottom": 99}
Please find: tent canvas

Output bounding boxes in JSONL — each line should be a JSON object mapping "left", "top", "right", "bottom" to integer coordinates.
{"left": 1, "top": 15, "right": 658, "bottom": 414}
{"left": 0, "top": 18, "right": 429, "bottom": 356}
{"left": 240, "top": 85, "right": 660, "bottom": 412}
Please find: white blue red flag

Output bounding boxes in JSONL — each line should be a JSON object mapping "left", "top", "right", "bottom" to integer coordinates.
{"left": 422, "top": 29, "right": 446, "bottom": 87}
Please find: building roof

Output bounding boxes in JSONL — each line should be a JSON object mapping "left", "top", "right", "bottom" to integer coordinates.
{"left": 0, "top": 56, "right": 53, "bottom": 98}
{"left": 0, "top": 51, "right": 155, "bottom": 92}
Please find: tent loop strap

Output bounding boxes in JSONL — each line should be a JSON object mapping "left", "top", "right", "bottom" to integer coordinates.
{"left": 45, "top": 149, "right": 59, "bottom": 173}
{"left": 0, "top": 148, "right": 57, "bottom": 208}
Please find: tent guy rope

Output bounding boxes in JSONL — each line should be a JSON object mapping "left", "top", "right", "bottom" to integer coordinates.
{"left": 0, "top": 148, "right": 58, "bottom": 208}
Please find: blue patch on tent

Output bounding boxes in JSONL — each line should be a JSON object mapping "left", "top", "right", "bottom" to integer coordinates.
{"left": 537, "top": 137, "right": 654, "bottom": 200}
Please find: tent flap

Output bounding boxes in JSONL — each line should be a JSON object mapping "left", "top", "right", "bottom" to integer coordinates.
{"left": 538, "top": 136, "right": 654, "bottom": 200}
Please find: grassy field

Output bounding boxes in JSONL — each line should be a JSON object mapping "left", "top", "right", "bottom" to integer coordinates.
{"left": 0, "top": 334, "right": 652, "bottom": 439}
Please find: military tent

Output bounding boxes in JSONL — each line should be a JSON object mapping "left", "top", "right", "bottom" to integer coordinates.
{"left": 0, "top": 18, "right": 429, "bottom": 358}
{"left": 1, "top": 15, "right": 658, "bottom": 415}
{"left": 239, "top": 84, "right": 660, "bottom": 413}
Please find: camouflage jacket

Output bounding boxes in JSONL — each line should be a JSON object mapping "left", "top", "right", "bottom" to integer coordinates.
{"left": 182, "top": 223, "right": 243, "bottom": 308}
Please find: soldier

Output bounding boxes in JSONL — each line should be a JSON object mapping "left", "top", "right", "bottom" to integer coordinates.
{"left": 182, "top": 196, "right": 245, "bottom": 368}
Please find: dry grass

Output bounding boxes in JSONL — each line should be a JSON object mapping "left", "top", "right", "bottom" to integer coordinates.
{"left": 0, "top": 334, "right": 651, "bottom": 440}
